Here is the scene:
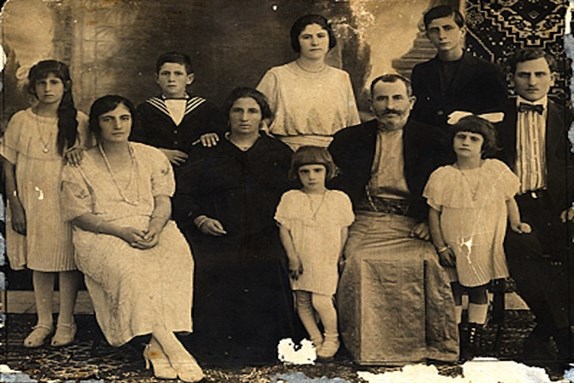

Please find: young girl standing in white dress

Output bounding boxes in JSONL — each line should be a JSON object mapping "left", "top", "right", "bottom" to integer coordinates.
{"left": 1, "top": 60, "right": 90, "bottom": 348}
{"left": 424, "top": 115, "right": 530, "bottom": 358}
{"left": 275, "top": 146, "right": 354, "bottom": 359}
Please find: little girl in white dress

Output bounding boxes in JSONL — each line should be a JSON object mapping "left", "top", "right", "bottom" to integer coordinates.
{"left": 275, "top": 146, "right": 354, "bottom": 359}
{"left": 424, "top": 115, "right": 531, "bottom": 358}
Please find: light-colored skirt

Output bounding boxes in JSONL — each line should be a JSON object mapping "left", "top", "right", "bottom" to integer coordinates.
{"left": 338, "top": 212, "right": 459, "bottom": 365}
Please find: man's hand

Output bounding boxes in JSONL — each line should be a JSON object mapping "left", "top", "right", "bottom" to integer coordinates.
{"left": 160, "top": 149, "right": 188, "bottom": 166}
{"left": 410, "top": 221, "right": 430, "bottom": 241}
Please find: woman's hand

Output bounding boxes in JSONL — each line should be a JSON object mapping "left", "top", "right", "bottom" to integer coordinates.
{"left": 197, "top": 217, "right": 227, "bottom": 236}
{"left": 511, "top": 222, "right": 532, "bottom": 234}
{"left": 289, "top": 258, "right": 303, "bottom": 280}
{"left": 135, "top": 226, "right": 162, "bottom": 249}
{"left": 117, "top": 227, "right": 147, "bottom": 247}
{"left": 64, "top": 147, "right": 85, "bottom": 167}
{"left": 437, "top": 247, "right": 456, "bottom": 268}
{"left": 199, "top": 133, "right": 220, "bottom": 147}
{"left": 160, "top": 148, "right": 188, "bottom": 166}
{"left": 10, "top": 199, "right": 27, "bottom": 235}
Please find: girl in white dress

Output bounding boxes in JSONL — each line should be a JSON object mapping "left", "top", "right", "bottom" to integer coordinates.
{"left": 275, "top": 146, "right": 354, "bottom": 359}
{"left": 0, "top": 60, "right": 90, "bottom": 348}
{"left": 424, "top": 116, "right": 531, "bottom": 357}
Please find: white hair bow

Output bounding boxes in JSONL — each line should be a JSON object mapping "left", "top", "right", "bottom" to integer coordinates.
{"left": 447, "top": 111, "right": 505, "bottom": 125}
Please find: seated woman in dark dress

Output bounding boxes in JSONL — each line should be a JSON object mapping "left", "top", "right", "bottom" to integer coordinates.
{"left": 177, "top": 87, "right": 296, "bottom": 365}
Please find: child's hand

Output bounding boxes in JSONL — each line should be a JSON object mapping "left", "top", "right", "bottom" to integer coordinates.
{"left": 289, "top": 258, "right": 303, "bottom": 280}
{"left": 10, "top": 200, "right": 27, "bottom": 235}
{"left": 160, "top": 149, "right": 188, "bottom": 166}
{"left": 437, "top": 247, "right": 456, "bottom": 268}
{"left": 65, "top": 147, "right": 85, "bottom": 167}
{"left": 199, "top": 133, "right": 219, "bottom": 147}
{"left": 511, "top": 222, "right": 532, "bottom": 234}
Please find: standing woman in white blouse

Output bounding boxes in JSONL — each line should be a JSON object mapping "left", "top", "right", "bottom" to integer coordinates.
{"left": 257, "top": 14, "right": 360, "bottom": 151}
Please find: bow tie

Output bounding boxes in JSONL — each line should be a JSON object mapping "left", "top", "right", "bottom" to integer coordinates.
{"left": 518, "top": 102, "right": 544, "bottom": 115}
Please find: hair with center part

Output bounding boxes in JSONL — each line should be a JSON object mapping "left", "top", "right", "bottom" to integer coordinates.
{"left": 289, "top": 145, "right": 336, "bottom": 181}
{"left": 223, "top": 87, "right": 273, "bottom": 127}
{"left": 506, "top": 48, "right": 557, "bottom": 74}
{"left": 423, "top": 5, "right": 465, "bottom": 30}
{"left": 28, "top": 60, "right": 78, "bottom": 156}
{"left": 89, "top": 95, "right": 136, "bottom": 138}
{"left": 290, "top": 14, "right": 337, "bottom": 53}
{"left": 369, "top": 73, "right": 412, "bottom": 97}
{"left": 451, "top": 115, "right": 500, "bottom": 157}
{"left": 155, "top": 51, "right": 194, "bottom": 74}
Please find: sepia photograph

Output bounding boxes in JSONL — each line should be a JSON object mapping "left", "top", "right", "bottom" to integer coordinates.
{"left": 0, "top": 0, "right": 573, "bottom": 382}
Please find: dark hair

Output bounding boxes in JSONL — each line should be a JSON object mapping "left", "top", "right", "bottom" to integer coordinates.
{"left": 507, "top": 48, "right": 557, "bottom": 74}
{"left": 369, "top": 73, "right": 412, "bottom": 97}
{"left": 288, "top": 146, "right": 336, "bottom": 180}
{"left": 423, "top": 5, "right": 465, "bottom": 30}
{"left": 27, "top": 60, "right": 78, "bottom": 156}
{"left": 89, "top": 95, "right": 136, "bottom": 138}
{"left": 223, "top": 87, "right": 273, "bottom": 125}
{"left": 155, "top": 51, "right": 193, "bottom": 74}
{"left": 290, "top": 14, "right": 337, "bottom": 53}
{"left": 451, "top": 115, "right": 500, "bottom": 157}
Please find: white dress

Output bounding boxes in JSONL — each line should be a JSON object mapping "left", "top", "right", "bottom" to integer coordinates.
{"left": 257, "top": 61, "right": 360, "bottom": 149}
{"left": 61, "top": 143, "right": 193, "bottom": 346}
{"left": 424, "top": 159, "right": 519, "bottom": 287}
{"left": 274, "top": 189, "right": 354, "bottom": 295}
{"left": 0, "top": 108, "right": 90, "bottom": 271}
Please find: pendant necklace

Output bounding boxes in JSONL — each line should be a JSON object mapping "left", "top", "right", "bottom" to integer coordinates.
{"left": 99, "top": 143, "right": 141, "bottom": 205}
{"left": 307, "top": 191, "right": 327, "bottom": 220}
{"left": 34, "top": 113, "right": 53, "bottom": 153}
{"left": 456, "top": 164, "right": 482, "bottom": 202}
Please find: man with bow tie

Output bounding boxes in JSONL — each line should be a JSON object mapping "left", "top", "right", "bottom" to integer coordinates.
{"left": 497, "top": 48, "right": 573, "bottom": 366}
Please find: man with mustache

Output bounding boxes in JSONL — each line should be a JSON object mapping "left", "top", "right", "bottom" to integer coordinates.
{"left": 496, "top": 48, "right": 573, "bottom": 367}
{"left": 329, "top": 74, "right": 458, "bottom": 364}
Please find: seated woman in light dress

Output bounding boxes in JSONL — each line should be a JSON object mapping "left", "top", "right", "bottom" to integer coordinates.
{"left": 256, "top": 14, "right": 360, "bottom": 150}
{"left": 61, "top": 95, "right": 203, "bottom": 382}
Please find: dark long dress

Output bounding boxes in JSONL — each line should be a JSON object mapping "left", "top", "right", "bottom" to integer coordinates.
{"left": 175, "top": 135, "right": 296, "bottom": 365}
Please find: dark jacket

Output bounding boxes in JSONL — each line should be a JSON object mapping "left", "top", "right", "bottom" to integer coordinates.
{"left": 495, "top": 98, "right": 574, "bottom": 213}
{"left": 411, "top": 53, "right": 507, "bottom": 131}
{"left": 132, "top": 95, "right": 225, "bottom": 155}
{"left": 328, "top": 118, "right": 449, "bottom": 221}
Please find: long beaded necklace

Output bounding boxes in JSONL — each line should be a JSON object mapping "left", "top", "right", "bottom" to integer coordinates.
{"left": 306, "top": 191, "right": 327, "bottom": 221}
{"left": 34, "top": 112, "right": 54, "bottom": 153}
{"left": 98, "top": 143, "right": 141, "bottom": 205}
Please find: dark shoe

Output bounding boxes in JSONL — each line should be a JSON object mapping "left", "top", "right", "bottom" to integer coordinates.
{"left": 461, "top": 323, "right": 482, "bottom": 361}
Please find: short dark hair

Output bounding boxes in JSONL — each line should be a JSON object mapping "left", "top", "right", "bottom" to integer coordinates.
{"left": 223, "top": 87, "right": 273, "bottom": 125}
{"left": 507, "top": 48, "right": 557, "bottom": 74}
{"left": 155, "top": 51, "right": 193, "bottom": 74}
{"left": 370, "top": 73, "right": 412, "bottom": 97}
{"left": 288, "top": 145, "right": 336, "bottom": 181}
{"left": 89, "top": 95, "right": 136, "bottom": 138}
{"left": 423, "top": 5, "right": 465, "bottom": 30}
{"left": 290, "top": 14, "right": 337, "bottom": 53}
{"left": 451, "top": 115, "right": 500, "bottom": 157}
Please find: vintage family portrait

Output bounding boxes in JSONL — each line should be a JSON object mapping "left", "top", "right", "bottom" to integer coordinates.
{"left": 0, "top": 0, "right": 573, "bottom": 382}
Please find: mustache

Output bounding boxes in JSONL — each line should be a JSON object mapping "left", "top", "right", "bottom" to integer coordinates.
{"left": 381, "top": 109, "right": 402, "bottom": 115}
